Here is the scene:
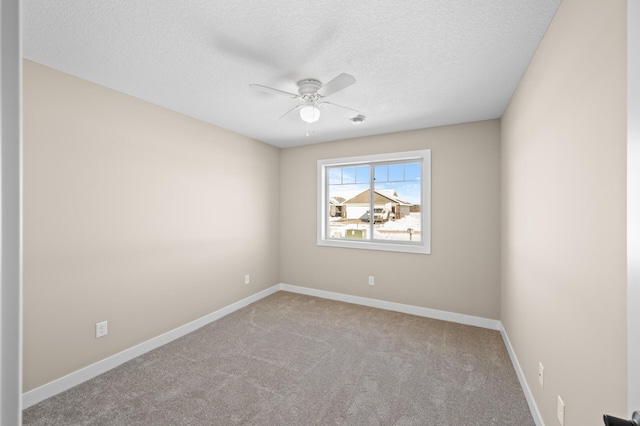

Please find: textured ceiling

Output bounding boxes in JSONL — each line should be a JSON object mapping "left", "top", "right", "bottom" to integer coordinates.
{"left": 22, "top": 0, "right": 561, "bottom": 148}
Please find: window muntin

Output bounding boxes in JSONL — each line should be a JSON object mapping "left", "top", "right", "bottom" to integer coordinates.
{"left": 318, "top": 150, "right": 430, "bottom": 254}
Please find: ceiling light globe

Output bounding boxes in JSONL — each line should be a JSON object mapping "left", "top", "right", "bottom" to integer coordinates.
{"left": 300, "top": 105, "right": 320, "bottom": 123}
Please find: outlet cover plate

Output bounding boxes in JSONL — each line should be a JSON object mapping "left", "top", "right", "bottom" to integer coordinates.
{"left": 538, "top": 362, "right": 544, "bottom": 387}
{"left": 557, "top": 395, "right": 565, "bottom": 425}
{"left": 96, "top": 321, "right": 108, "bottom": 338}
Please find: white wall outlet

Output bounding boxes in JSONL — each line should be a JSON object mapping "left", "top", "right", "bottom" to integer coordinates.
{"left": 244, "top": 274, "right": 250, "bottom": 284}
{"left": 96, "top": 320, "right": 108, "bottom": 339}
{"left": 557, "top": 395, "right": 565, "bottom": 425}
{"left": 368, "top": 276, "right": 375, "bottom": 286}
{"left": 538, "top": 362, "right": 544, "bottom": 387}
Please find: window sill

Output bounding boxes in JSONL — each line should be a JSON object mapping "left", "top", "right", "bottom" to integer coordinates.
{"left": 317, "top": 238, "right": 430, "bottom": 254}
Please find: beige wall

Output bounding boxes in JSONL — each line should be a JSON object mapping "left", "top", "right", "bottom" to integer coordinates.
{"left": 280, "top": 120, "right": 501, "bottom": 320}
{"left": 22, "top": 60, "right": 281, "bottom": 391}
{"left": 501, "top": 0, "right": 627, "bottom": 423}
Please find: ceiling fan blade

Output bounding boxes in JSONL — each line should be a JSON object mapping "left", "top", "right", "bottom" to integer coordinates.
{"left": 316, "top": 73, "right": 356, "bottom": 98}
{"left": 249, "top": 84, "right": 299, "bottom": 99}
{"left": 318, "top": 101, "right": 359, "bottom": 116}
{"left": 278, "top": 104, "right": 303, "bottom": 119}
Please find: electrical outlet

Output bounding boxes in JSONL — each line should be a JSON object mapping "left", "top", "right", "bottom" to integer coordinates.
{"left": 244, "top": 274, "right": 250, "bottom": 284}
{"left": 557, "top": 395, "right": 565, "bottom": 425}
{"left": 368, "top": 276, "right": 375, "bottom": 286}
{"left": 538, "top": 362, "right": 544, "bottom": 388}
{"left": 96, "top": 321, "right": 108, "bottom": 339}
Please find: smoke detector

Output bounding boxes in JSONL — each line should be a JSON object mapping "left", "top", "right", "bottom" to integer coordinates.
{"left": 350, "top": 114, "right": 366, "bottom": 125}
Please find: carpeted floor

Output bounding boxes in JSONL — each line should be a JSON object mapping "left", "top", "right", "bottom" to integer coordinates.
{"left": 23, "top": 291, "right": 535, "bottom": 425}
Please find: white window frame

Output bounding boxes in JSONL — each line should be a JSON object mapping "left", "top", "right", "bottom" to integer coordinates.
{"left": 317, "top": 149, "right": 431, "bottom": 254}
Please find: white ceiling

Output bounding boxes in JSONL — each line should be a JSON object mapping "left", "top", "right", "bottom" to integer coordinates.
{"left": 22, "top": 0, "right": 561, "bottom": 148}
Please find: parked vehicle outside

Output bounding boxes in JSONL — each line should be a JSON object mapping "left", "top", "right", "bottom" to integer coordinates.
{"left": 360, "top": 207, "right": 391, "bottom": 223}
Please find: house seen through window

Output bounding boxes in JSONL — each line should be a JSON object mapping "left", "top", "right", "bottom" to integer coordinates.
{"left": 318, "top": 150, "right": 430, "bottom": 254}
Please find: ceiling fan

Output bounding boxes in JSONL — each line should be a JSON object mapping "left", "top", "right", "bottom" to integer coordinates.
{"left": 250, "top": 73, "right": 365, "bottom": 125}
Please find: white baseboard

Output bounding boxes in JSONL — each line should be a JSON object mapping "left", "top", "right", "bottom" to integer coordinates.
{"left": 279, "top": 283, "right": 502, "bottom": 330}
{"left": 22, "top": 284, "right": 281, "bottom": 409}
{"left": 500, "top": 324, "right": 544, "bottom": 426}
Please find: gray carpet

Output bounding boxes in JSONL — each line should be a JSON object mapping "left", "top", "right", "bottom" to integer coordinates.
{"left": 23, "top": 291, "right": 535, "bottom": 425}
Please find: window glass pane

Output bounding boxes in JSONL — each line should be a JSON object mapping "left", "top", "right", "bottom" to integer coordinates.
{"left": 328, "top": 167, "right": 342, "bottom": 184}
{"left": 374, "top": 165, "right": 388, "bottom": 182}
{"left": 342, "top": 167, "right": 356, "bottom": 184}
{"left": 372, "top": 161, "right": 421, "bottom": 242}
{"left": 355, "top": 166, "right": 369, "bottom": 183}
{"left": 388, "top": 164, "right": 404, "bottom": 182}
{"left": 405, "top": 162, "right": 421, "bottom": 180}
{"left": 327, "top": 165, "right": 371, "bottom": 240}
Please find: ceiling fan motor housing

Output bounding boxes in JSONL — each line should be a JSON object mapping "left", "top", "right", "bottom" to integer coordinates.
{"left": 297, "top": 79, "right": 322, "bottom": 97}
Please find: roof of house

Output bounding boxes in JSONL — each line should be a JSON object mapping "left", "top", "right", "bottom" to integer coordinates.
{"left": 341, "top": 188, "right": 413, "bottom": 206}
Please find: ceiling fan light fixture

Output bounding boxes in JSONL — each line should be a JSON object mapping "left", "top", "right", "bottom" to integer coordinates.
{"left": 300, "top": 105, "right": 320, "bottom": 123}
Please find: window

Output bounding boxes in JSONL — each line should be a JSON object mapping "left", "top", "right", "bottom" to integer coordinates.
{"left": 317, "top": 150, "right": 431, "bottom": 254}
